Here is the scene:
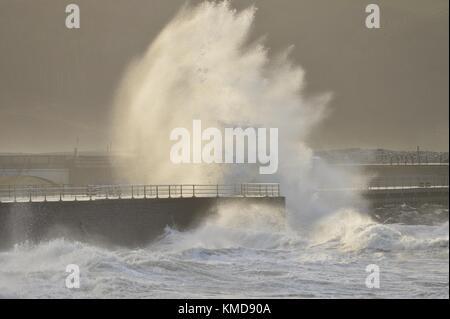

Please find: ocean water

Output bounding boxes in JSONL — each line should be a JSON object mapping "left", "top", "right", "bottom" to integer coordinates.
{"left": 0, "top": 205, "right": 448, "bottom": 299}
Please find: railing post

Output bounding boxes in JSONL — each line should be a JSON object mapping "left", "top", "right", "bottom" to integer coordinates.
{"left": 14, "top": 185, "right": 16, "bottom": 202}
{"left": 156, "top": 185, "right": 159, "bottom": 198}
{"left": 180, "top": 185, "right": 183, "bottom": 198}
{"left": 144, "top": 185, "right": 147, "bottom": 199}
{"left": 132, "top": 185, "right": 134, "bottom": 199}
{"left": 193, "top": 185, "right": 195, "bottom": 197}
{"left": 216, "top": 184, "right": 219, "bottom": 197}
{"left": 169, "top": 185, "right": 171, "bottom": 198}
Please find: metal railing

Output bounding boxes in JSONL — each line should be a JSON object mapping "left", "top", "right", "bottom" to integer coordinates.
{"left": 316, "top": 175, "right": 449, "bottom": 192}
{"left": 367, "top": 175, "right": 449, "bottom": 189}
{"left": 0, "top": 183, "right": 281, "bottom": 203}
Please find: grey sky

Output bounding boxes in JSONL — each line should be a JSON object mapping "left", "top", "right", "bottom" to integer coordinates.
{"left": 0, "top": 0, "right": 448, "bottom": 153}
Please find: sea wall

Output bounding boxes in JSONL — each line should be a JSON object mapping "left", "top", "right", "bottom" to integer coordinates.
{"left": 361, "top": 187, "right": 449, "bottom": 207}
{"left": 0, "top": 197, "right": 285, "bottom": 250}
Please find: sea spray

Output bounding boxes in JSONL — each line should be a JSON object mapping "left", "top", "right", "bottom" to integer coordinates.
{"left": 112, "top": 1, "right": 362, "bottom": 228}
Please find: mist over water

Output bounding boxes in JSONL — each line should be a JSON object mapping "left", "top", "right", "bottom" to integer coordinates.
{"left": 0, "top": 2, "right": 447, "bottom": 298}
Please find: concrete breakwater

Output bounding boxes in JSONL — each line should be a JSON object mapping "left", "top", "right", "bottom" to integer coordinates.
{"left": 0, "top": 181, "right": 447, "bottom": 250}
{"left": 0, "top": 197, "right": 286, "bottom": 250}
{"left": 361, "top": 187, "right": 448, "bottom": 207}
{"left": 317, "top": 186, "right": 449, "bottom": 207}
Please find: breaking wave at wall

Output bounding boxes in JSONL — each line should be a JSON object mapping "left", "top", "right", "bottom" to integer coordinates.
{"left": 112, "top": 1, "right": 361, "bottom": 227}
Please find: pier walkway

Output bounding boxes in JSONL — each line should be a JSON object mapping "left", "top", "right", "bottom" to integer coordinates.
{"left": 0, "top": 183, "right": 281, "bottom": 203}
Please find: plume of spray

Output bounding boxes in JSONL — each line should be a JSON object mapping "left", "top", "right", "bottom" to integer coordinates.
{"left": 112, "top": 1, "right": 365, "bottom": 230}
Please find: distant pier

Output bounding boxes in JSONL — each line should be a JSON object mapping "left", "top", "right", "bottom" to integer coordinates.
{"left": 318, "top": 185, "right": 448, "bottom": 207}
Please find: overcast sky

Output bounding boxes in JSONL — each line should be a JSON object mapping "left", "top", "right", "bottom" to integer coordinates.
{"left": 0, "top": 0, "right": 448, "bottom": 153}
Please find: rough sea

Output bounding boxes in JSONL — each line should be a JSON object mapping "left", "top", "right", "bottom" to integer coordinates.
{"left": 0, "top": 204, "right": 447, "bottom": 298}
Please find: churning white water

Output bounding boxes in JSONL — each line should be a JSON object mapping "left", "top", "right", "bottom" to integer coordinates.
{"left": 0, "top": 205, "right": 448, "bottom": 298}
{"left": 0, "top": 2, "right": 447, "bottom": 298}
